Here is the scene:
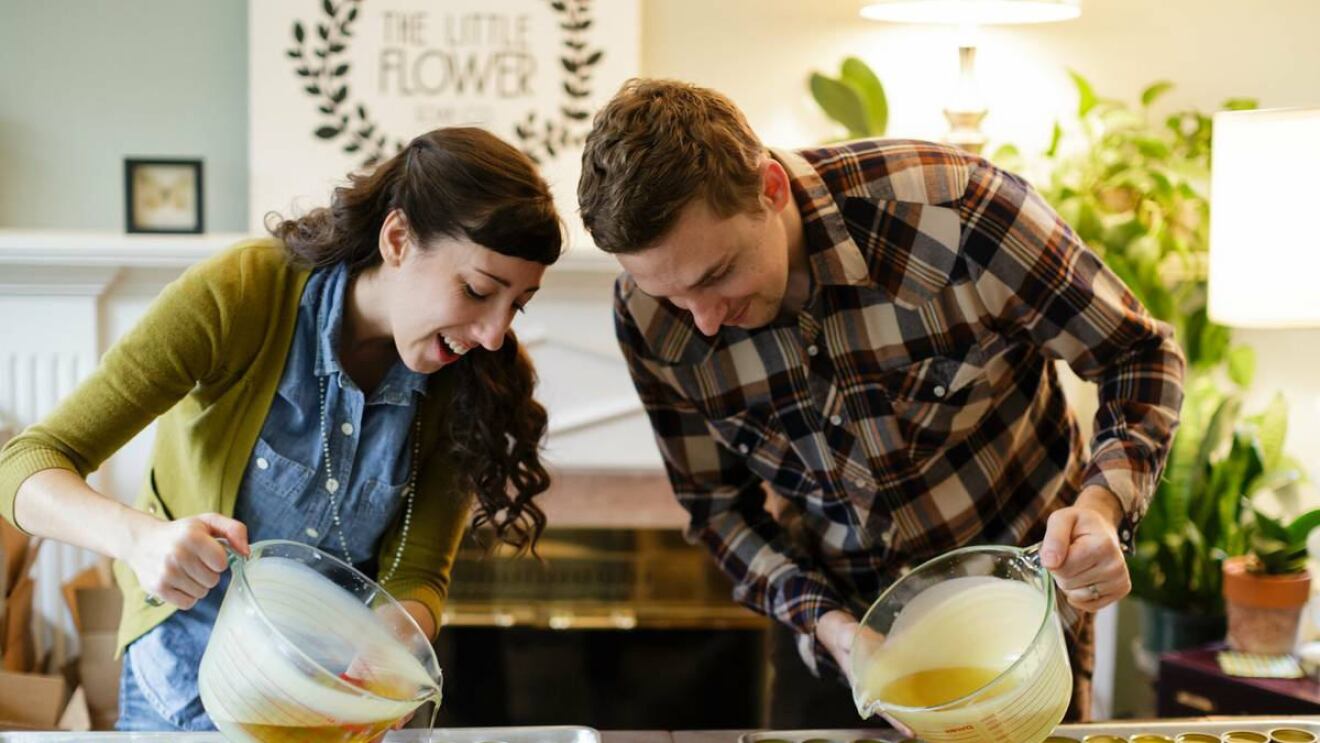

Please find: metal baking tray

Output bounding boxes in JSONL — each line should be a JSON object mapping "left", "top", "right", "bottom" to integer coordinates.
{"left": 1058, "top": 718, "right": 1320, "bottom": 739}
{"left": 403, "top": 727, "right": 601, "bottom": 743}
{"left": 0, "top": 726, "right": 600, "bottom": 743}
{"left": 740, "top": 718, "right": 1320, "bottom": 742}
{"left": 739, "top": 730, "right": 898, "bottom": 742}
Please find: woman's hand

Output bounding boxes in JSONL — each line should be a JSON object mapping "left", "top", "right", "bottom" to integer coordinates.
{"left": 124, "top": 513, "right": 249, "bottom": 609}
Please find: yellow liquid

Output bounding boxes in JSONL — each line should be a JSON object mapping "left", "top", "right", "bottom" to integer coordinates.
{"left": 215, "top": 719, "right": 399, "bottom": 743}
{"left": 211, "top": 680, "right": 440, "bottom": 743}
{"left": 877, "top": 665, "right": 1006, "bottom": 708}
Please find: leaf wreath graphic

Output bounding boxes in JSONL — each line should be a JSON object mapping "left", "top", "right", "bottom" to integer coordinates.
{"left": 514, "top": 0, "right": 605, "bottom": 165}
{"left": 287, "top": 0, "right": 404, "bottom": 167}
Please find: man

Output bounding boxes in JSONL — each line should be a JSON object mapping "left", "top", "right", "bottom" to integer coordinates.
{"left": 577, "top": 79, "right": 1183, "bottom": 725}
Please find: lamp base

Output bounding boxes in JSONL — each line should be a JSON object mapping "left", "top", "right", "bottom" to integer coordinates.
{"left": 943, "top": 108, "right": 988, "bottom": 154}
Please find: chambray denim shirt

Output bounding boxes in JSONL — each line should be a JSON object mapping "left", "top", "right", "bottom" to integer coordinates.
{"left": 118, "top": 262, "right": 428, "bottom": 731}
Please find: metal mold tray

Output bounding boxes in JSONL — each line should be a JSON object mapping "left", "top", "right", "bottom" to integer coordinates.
{"left": 406, "top": 727, "right": 602, "bottom": 743}
{"left": 0, "top": 726, "right": 600, "bottom": 743}
{"left": 740, "top": 718, "right": 1320, "bottom": 742}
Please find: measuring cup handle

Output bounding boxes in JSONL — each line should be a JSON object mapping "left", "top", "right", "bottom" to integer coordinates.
{"left": 215, "top": 537, "right": 246, "bottom": 570}
{"left": 1022, "top": 541, "right": 1045, "bottom": 569}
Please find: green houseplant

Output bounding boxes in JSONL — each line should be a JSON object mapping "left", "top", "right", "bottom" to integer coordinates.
{"left": 808, "top": 56, "right": 889, "bottom": 140}
{"left": 1004, "top": 72, "right": 1256, "bottom": 373}
{"left": 1008, "top": 73, "right": 1291, "bottom": 654}
{"left": 1223, "top": 506, "right": 1320, "bottom": 654}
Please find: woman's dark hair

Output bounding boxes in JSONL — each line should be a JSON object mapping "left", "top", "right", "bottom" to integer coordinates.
{"left": 269, "top": 127, "right": 562, "bottom": 555}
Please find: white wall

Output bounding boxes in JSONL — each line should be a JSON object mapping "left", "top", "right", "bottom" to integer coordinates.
{"left": 641, "top": 0, "right": 1320, "bottom": 152}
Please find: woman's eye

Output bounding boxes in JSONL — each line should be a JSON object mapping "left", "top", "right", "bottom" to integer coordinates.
{"left": 464, "top": 284, "right": 488, "bottom": 300}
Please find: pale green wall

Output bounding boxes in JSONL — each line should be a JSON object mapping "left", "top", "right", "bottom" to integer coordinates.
{"left": 0, "top": 1, "right": 247, "bottom": 231}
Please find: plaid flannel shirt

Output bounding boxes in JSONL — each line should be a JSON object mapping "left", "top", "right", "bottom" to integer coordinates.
{"left": 614, "top": 140, "right": 1184, "bottom": 678}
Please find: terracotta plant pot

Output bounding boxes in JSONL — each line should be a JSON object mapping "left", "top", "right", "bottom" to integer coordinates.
{"left": 1222, "top": 556, "right": 1312, "bottom": 655}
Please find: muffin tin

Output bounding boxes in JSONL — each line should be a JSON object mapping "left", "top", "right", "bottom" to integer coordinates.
{"left": 740, "top": 718, "right": 1320, "bottom": 743}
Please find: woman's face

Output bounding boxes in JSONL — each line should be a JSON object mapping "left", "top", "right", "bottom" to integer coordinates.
{"left": 383, "top": 230, "right": 546, "bottom": 374}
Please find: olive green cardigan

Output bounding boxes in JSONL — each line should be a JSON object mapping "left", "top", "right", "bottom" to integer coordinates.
{"left": 0, "top": 239, "right": 471, "bottom": 653}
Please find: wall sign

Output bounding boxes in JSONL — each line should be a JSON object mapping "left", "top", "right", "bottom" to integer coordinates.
{"left": 250, "top": 0, "right": 639, "bottom": 251}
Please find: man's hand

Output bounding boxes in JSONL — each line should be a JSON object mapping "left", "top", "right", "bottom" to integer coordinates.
{"left": 1040, "top": 485, "right": 1131, "bottom": 612}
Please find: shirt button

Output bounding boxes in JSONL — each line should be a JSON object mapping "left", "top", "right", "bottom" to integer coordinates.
{"left": 256, "top": 457, "right": 269, "bottom": 470}
{"left": 829, "top": 414, "right": 843, "bottom": 426}
{"left": 1121, "top": 529, "right": 1132, "bottom": 541}
{"left": 854, "top": 478, "right": 867, "bottom": 488}
{"left": 341, "top": 422, "right": 354, "bottom": 436}
{"left": 737, "top": 443, "right": 750, "bottom": 455}
{"left": 806, "top": 345, "right": 819, "bottom": 357}
{"left": 325, "top": 478, "right": 340, "bottom": 494}
{"left": 305, "top": 527, "right": 319, "bottom": 539}
{"left": 933, "top": 385, "right": 947, "bottom": 398}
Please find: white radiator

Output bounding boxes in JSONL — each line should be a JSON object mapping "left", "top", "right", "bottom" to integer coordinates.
{"left": 1, "top": 349, "right": 102, "bottom": 669}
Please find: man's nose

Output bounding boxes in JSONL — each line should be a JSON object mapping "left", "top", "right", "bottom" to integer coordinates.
{"left": 687, "top": 297, "right": 727, "bottom": 336}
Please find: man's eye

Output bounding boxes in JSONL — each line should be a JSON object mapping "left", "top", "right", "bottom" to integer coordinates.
{"left": 703, "top": 268, "right": 731, "bottom": 288}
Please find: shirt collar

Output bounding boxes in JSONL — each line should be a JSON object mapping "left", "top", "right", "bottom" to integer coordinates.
{"left": 772, "top": 148, "right": 871, "bottom": 289}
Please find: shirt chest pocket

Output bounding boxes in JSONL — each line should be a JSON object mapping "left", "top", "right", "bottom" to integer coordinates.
{"left": 708, "top": 409, "right": 818, "bottom": 497}
{"left": 881, "top": 349, "right": 992, "bottom": 463}
{"left": 362, "top": 477, "right": 409, "bottom": 519}
{"left": 248, "top": 437, "right": 317, "bottom": 502}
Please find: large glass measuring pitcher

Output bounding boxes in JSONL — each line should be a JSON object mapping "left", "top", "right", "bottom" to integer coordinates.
{"left": 851, "top": 543, "right": 1071, "bottom": 743}
{"left": 198, "top": 540, "right": 443, "bottom": 743}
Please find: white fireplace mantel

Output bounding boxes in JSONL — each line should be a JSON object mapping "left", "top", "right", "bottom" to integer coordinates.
{"left": 0, "top": 228, "right": 623, "bottom": 278}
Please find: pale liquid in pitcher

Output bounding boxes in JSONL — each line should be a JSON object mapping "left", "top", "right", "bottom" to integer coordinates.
{"left": 855, "top": 576, "right": 1071, "bottom": 743}
{"left": 200, "top": 556, "right": 442, "bottom": 743}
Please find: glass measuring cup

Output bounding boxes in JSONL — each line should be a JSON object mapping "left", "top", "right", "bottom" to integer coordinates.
{"left": 851, "top": 543, "right": 1071, "bottom": 743}
{"left": 198, "top": 540, "right": 442, "bottom": 743}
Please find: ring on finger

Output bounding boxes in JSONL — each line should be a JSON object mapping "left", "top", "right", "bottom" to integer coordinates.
{"left": 1087, "top": 583, "right": 1100, "bottom": 601}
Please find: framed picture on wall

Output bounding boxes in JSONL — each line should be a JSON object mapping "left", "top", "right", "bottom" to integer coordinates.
{"left": 124, "top": 158, "right": 204, "bottom": 234}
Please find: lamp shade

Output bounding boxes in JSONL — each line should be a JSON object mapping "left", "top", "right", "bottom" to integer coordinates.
{"left": 859, "top": 0, "right": 1080, "bottom": 24}
{"left": 1208, "top": 107, "right": 1320, "bottom": 328}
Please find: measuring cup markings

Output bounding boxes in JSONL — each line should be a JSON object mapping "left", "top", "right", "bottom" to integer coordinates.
{"left": 851, "top": 543, "right": 1070, "bottom": 743}
{"left": 200, "top": 540, "right": 442, "bottom": 741}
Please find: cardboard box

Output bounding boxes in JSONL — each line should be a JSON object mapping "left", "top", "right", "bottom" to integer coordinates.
{"left": 60, "top": 561, "right": 122, "bottom": 730}
{"left": 73, "top": 585, "right": 122, "bottom": 729}
{"left": 1, "top": 535, "right": 40, "bottom": 673}
{"left": 0, "top": 668, "right": 89, "bottom": 732}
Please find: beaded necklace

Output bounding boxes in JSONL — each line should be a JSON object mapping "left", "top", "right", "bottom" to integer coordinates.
{"left": 317, "top": 376, "right": 420, "bottom": 583}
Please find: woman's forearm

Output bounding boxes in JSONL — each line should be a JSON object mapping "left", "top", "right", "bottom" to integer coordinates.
{"left": 13, "top": 468, "right": 152, "bottom": 562}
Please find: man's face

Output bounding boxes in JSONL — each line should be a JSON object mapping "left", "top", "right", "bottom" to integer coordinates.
{"left": 617, "top": 174, "right": 794, "bottom": 336}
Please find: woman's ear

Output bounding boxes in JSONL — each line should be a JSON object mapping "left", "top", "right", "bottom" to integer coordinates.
{"left": 379, "top": 209, "right": 412, "bottom": 267}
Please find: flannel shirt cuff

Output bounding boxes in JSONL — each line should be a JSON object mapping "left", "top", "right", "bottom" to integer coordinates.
{"left": 1082, "top": 438, "right": 1156, "bottom": 552}
{"left": 770, "top": 576, "right": 848, "bottom": 678}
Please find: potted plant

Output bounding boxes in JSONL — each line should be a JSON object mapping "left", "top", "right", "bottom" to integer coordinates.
{"left": 1223, "top": 507, "right": 1320, "bottom": 654}
{"left": 1128, "top": 379, "right": 1304, "bottom": 654}
{"left": 998, "top": 73, "right": 1296, "bottom": 656}
{"left": 807, "top": 56, "right": 889, "bottom": 140}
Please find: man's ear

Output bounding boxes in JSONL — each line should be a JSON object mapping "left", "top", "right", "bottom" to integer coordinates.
{"left": 379, "top": 209, "right": 412, "bottom": 267}
{"left": 761, "top": 157, "right": 792, "bottom": 212}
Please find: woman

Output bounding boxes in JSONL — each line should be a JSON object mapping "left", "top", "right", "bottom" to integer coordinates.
{"left": 0, "top": 127, "right": 561, "bottom": 731}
